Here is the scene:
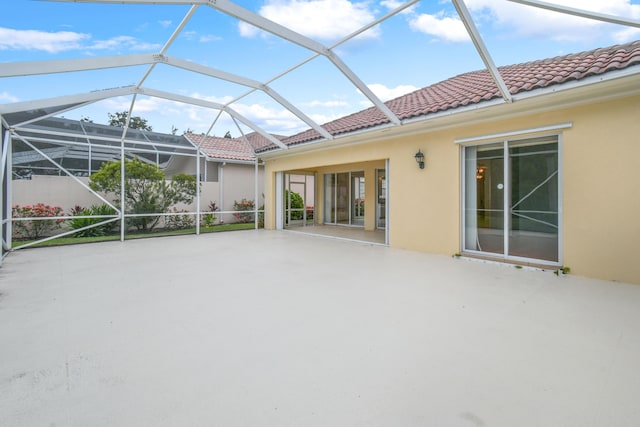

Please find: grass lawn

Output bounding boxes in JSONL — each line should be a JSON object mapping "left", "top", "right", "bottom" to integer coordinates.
{"left": 12, "top": 223, "right": 257, "bottom": 249}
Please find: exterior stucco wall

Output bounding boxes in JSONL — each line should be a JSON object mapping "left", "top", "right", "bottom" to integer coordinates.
{"left": 264, "top": 94, "right": 640, "bottom": 284}
{"left": 163, "top": 156, "right": 219, "bottom": 182}
{"left": 217, "top": 163, "right": 265, "bottom": 223}
{"left": 12, "top": 162, "right": 265, "bottom": 224}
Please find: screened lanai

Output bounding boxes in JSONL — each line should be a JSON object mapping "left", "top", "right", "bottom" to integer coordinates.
{"left": 2, "top": 0, "right": 640, "bottom": 260}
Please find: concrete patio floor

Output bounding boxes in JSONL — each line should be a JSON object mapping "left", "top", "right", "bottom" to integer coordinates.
{"left": 1, "top": 230, "right": 639, "bottom": 426}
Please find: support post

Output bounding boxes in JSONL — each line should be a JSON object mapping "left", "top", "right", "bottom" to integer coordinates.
{"left": 5, "top": 131, "right": 12, "bottom": 250}
{"left": 254, "top": 158, "right": 259, "bottom": 229}
{"left": 220, "top": 162, "right": 225, "bottom": 224}
{"left": 120, "top": 137, "right": 126, "bottom": 242}
{"left": 0, "top": 124, "right": 5, "bottom": 266}
{"left": 196, "top": 148, "right": 201, "bottom": 235}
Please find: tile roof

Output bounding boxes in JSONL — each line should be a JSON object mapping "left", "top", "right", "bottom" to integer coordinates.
{"left": 186, "top": 132, "right": 285, "bottom": 161}
{"left": 267, "top": 40, "right": 640, "bottom": 150}
{"left": 186, "top": 133, "right": 254, "bottom": 161}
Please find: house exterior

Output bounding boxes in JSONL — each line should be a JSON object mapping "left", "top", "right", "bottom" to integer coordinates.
{"left": 260, "top": 41, "right": 640, "bottom": 284}
{"left": 180, "top": 132, "right": 272, "bottom": 221}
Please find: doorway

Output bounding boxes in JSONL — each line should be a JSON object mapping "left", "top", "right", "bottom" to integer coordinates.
{"left": 323, "top": 171, "right": 365, "bottom": 227}
{"left": 463, "top": 136, "right": 560, "bottom": 263}
{"left": 283, "top": 173, "right": 315, "bottom": 228}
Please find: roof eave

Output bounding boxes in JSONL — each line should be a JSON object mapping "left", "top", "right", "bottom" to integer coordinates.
{"left": 259, "top": 67, "right": 640, "bottom": 161}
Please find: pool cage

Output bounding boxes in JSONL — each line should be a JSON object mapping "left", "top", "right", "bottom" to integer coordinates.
{"left": 1, "top": 108, "right": 264, "bottom": 264}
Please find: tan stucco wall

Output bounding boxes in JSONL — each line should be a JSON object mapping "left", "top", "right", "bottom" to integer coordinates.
{"left": 264, "top": 95, "right": 640, "bottom": 284}
{"left": 12, "top": 175, "right": 221, "bottom": 213}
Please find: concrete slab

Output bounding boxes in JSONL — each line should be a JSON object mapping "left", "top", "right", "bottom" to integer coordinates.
{"left": 1, "top": 230, "right": 639, "bottom": 426}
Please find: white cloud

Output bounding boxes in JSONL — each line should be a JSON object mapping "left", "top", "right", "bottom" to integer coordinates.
{"left": 303, "top": 100, "right": 350, "bottom": 108}
{"left": 87, "top": 36, "right": 160, "bottom": 52}
{"left": 102, "top": 93, "right": 308, "bottom": 135}
{"left": 0, "top": 92, "right": 20, "bottom": 103}
{"left": 381, "top": 0, "right": 417, "bottom": 15}
{"left": 367, "top": 83, "right": 418, "bottom": 101}
{"left": 0, "top": 27, "right": 160, "bottom": 53}
{"left": 612, "top": 26, "right": 640, "bottom": 43}
{"left": 158, "top": 20, "right": 173, "bottom": 28}
{"left": 0, "top": 27, "right": 89, "bottom": 53}
{"left": 464, "top": 0, "right": 640, "bottom": 42}
{"left": 239, "top": 0, "right": 379, "bottom": 41}
{"left": 408, "top": 12, "right": 470, "bottom": 43}
{"left": 199, "top": 34, "right": 223, "bottom": 43}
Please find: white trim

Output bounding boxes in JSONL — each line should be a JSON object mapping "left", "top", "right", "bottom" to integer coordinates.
{"left": 455, "top": 123, "right": 572, "bottom": 145}
{"left": 385, "top": 159, "right": 390, "bottom": 246}
{"left": 557, "top": 132, "right": 564, "bottom": 266}
{"left": 275, "top": 172, "right": 283, "bottom": 230}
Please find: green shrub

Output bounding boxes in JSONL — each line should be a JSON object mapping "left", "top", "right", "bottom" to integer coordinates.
{"left": 89, "top": 158, "right": 196, "bottom": 232}
{"left": 165, "top": 208, "right": 195, "bottom": 230}
{"left": 70, "top": 204, "right": 118, "bottom": 237}
{"left": 285, "top": 189, "right": 304, "bottom": 221}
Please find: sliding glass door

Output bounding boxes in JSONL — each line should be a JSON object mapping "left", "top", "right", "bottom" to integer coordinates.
{"left": 324, "top": 171, "right": 365, "bottom": 226}
{"left": 463, "top": 136, "right": 559, "bottom": 263}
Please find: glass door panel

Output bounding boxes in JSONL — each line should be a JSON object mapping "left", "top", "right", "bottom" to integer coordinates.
{"left": 284, "top": 173, "right": 315, "bottom": 227}
{"left": 336, "top": 172, "right": 350, "bottom": 224}
{"left": 376, "top": 169, "right": 386, "bottom": 229}
{"left": 508, "top": 140, "right": 558, "bottom": 261}
{"left": 324, "top": 173, "right": 335, "bottom": 224}
{"left": 351, "top": 172, "right": 365, "bottom": 226}
{"left": 464, "top": 143, "right": 504, "bottom": 254}
{"left": 464, "top": 137, "right": 560, "bottom": 263}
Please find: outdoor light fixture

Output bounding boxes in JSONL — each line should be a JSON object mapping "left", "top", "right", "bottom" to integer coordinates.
{"left": 415, "top": 150, "right": 425, "bottom": 169}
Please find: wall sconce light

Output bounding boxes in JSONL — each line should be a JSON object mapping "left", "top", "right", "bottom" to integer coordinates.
{"left": 414, "top": 150, "right": 425, "bottom": 169}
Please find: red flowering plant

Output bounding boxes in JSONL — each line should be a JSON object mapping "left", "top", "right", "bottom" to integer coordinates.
{"left": 12, "top": 203, "right": 65, "bottom": 240}
{"left": 232, "top": 198, "right": 255, "bottom": 223}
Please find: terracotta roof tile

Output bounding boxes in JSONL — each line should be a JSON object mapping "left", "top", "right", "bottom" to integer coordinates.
{"left": 270, "top": 40, "right": 640, "bottom": 150}
{"left": 186, "top": 132, "right": 285, "bottom": 161}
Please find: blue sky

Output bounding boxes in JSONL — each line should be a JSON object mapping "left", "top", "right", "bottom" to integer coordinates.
{"left": 1, "top": 0, "right": 639, "bottom": 137}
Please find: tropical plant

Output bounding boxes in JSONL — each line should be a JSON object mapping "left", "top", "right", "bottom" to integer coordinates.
{"left": 69, "top": 204, "right": 118, "bottom": 237}
{"left": 201, "top": 200, "right": 219, "bottom": 227}
{"left": 12, "top": 203, "right": 64, "bottom": 240}
{"left": 89, "top": 158, "right": 197, "bottom": 232}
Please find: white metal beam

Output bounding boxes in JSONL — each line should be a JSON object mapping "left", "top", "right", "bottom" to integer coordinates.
{"left": 452, "top": 0, "right": 512, "bottom": 103}
{"left": 166, "top": 57, "right": 331, "bottom": 138}
{"left": 12, "top": 132, "right": 119, "bottom": 211}
{"left": 0, "top": 54, "right": 154, "bottom": 78}
{"left": 328, "top": 52, "right": 401, "bottom": 125}
{"left": 0, "top": 86, "right": 135, "bottom": 114}
{"left": 507, "top": 0, "right": 640, "bottom": 29}
{"left": 29, "top": 0, "right": 401, "bottom": 131}
{"left": 204, "top": 0, "right": 400, "bottom": 125}
{"left": 223, "top": 106, "right": 288, "bottom": 149}
{"left": 135, "top": 88, "right": 287, "bottom": 149}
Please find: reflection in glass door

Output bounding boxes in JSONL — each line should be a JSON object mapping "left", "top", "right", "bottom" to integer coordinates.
{"left": 464, "top": 136, "right": 559, "bottom": 263}
{"left": 376, "top": 169, "right": 386, "bottom": 229}
{"left": 324, "top": 171, "right": 365, "bottom": 227}
{"left": 284, "top": 173, "right": 314, "bottom": 228}
{"left": 351, "top": 172, "right": 365, "bottom": 226}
